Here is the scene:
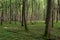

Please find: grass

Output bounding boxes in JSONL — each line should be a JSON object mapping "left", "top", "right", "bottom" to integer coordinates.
{"left": 0, "top": 21, "right": 60, "bottom": 40}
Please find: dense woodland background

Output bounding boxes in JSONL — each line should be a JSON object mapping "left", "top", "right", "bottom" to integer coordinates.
{"left": 0, "top": 0, "right": 60, "bottom": 40}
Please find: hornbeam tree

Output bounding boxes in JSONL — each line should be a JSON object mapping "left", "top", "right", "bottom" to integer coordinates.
{"left": 10, "top": 0, "right": 13, "bottom": 24}
{"left": 21, "top": 0, "right": 28, "bottom": 31}
{"left": 44, "top": 0, "right": 54, "bottom": 39}
{"left": 56, "top": 0, "right": 60, "bottom": 22}
{"left": 0, "top": 0, "right": 4, "bottom": 25}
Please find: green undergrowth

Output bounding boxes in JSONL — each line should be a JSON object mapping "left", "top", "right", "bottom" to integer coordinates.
{"left": 0, "top": 21, "right": 60, "bottom": 40}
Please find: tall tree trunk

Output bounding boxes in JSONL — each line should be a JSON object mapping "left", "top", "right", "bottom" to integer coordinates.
{"left": 37, "top": 3, "right": 40, "bottom": 20}
{"left": 52, "top": 0, "right": 55, "bottom": 28}
{"left": 21, "top": 1, "right": 24, "bottom": 26}
{"left": 10, "top": 0, "right": 12, "bottom": 24}
{"left": 0, "top": 0, "right": 4, "bottom": 25}
{"left": 56, "top": 0, "right": 60, "bottom": 22}
{"left": 5, "top": 0, "right": 8, "bottom": 22}
{"left": 30, "top": 0, "right": 34, "bottom": 24}
{"left": 10, "top": 0, "right": 13, "bottom": 24}
{"left": 43, "top": 0, "right": 46, "bottom": 20}
{"left": 44, "top": 0, "right": 53, "bottom": 39}
{"left": 25, "top": 0, "right": 29, "bottom": 21}
{"left": 58, "top": 0, "right": 60, "bottom": 21}
{"left": 21, "top": 0, "right": 28, "bottom": 31}
{"left": 14, "top": 0, "right": 18, "bottom": 24}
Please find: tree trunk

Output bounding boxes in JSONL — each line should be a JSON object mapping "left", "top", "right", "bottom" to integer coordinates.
{"left": 44, "top": 0, "right": 53, "bottom": 39}
{"left": 21, "top": 0, "right": 28, "bottom": 31}
{"left": 0, "top": 0, "right": 4, "bottom": 25}
{"left": 10, "top": 0, "right": 13, "bottom": 24}
{"left": 30, "top": 0, "right": 34, "bottom": 24}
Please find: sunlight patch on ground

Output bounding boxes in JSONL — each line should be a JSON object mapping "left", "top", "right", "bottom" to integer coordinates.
{"left": 4, "top": 27, "right": 8, "bottom": 29}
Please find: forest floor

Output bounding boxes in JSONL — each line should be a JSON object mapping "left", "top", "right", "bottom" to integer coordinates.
{"left": 0, "top": 21, "right": 60, "bottom": 40}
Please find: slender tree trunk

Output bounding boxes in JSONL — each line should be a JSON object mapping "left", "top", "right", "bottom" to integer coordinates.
{"left": 10, "top": 0, "right": 12, "bottom": 24}
{"left": 56, "top": 0, "right": 60, "bottom": 22}
{"left": 52, "top": 11, "right": 54, "bottom": 28}
{"left": 56, "top": 8, "right": 59, "bottom": 23}
{"left": 52, "top": 0, "right": 55, "bottom": 28}
{"left": 43, "top": 0, "right": 46, "bottom": 20}
{"left": 14, "top": 0, "right": 18, "bottom": 24}
{"left": 30, "top": 0, "right": 34, "bottom": 24}
{"left": 25, "top": 0, "right": 29, "bottom": 21}
{"left": 4, "top": 0, "right": 7, "bottom": 22}
{"left": 37, "top": 3, "right": 40, "bottom": 20}
{"left": 21, "top": 0, "right": 28, "bottom": 31}
{"left": 10, "top": 0, "right": 13, "bottom": 24}
{"left": 21, "top": 5, "right": 24, "bottom": 26}
{"left": 59, "top": 0, "right": 60, "bottom": 21}
{"left": 0, "top": 0, "right": 4, "bottom": 25}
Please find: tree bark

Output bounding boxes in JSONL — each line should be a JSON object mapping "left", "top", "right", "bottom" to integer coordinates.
{"left": 0, "top": 0, "right": 4, "bottom": 25}
{"left": 44, "top": 0, "right": 53, "bottom": 39}
{"left": 21, "top": 0, "right": 28, "bottom": 31}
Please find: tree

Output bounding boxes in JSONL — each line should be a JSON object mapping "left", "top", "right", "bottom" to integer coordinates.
{"left": 9, "top": 0, "right": 12, "bottom": 24}
{"left": 0, "top": 0, "right": 4, "bottom": 25}
{"left": 14, "top": 0, "right": 18, "bottom": 24}
{"left": 44, "top": 0, "right": 54, "bottom": 39}
{"left": 52, "top": 0, "right": 55, "bottom": 28}
{"left": 30, "top": 0, "right": 34, "bottom": 24}
{"left": 56, "top": 0, "right": 60, "bottom": 23}
{"left": 9, "top": 0, "right": 13, "bottom": 24}
{"left": 21, "top": 0, "right": 28, "bottom": 31}
{"left": 58, "top": 0, "right": 60, "bottom": 21}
